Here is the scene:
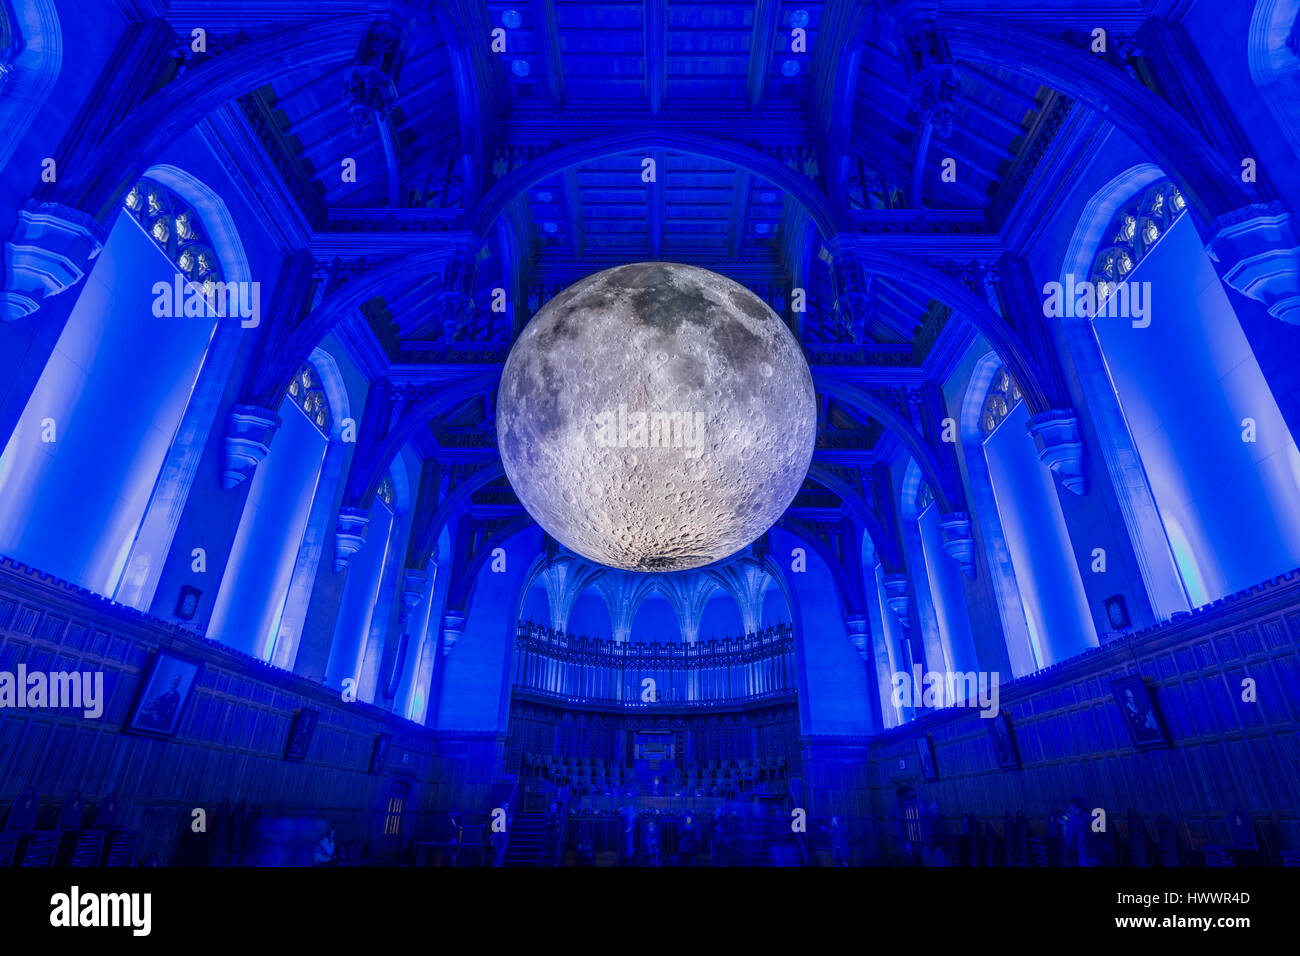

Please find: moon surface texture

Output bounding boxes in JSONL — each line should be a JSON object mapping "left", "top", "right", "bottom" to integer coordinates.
{"left": 496, "top": 262, "right": 817, "bottom": 572}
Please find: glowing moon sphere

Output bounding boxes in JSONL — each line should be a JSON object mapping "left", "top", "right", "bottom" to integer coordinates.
{"left": 496, "top": 262, "right": 817, "bottom": 571}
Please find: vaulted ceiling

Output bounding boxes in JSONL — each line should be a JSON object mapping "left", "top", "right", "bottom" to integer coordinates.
{"left": 186, "top": 0, "right": 1115, "bottom": 535}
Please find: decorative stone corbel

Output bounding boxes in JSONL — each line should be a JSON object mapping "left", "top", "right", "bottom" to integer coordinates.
{"left": 882, "top": 574, "right": 912, "bottom": 631}
{"left": 1206, "top": 202, "right": 1300, "bottom": 324}
{"left": 939, "top": 511, "right": 977, "bottom": 577}
{"left": 845, "top": 614, "right": 871, "bottom": 661}
{"left": 441, "top": 610, "right": 466, "bottom": 655}
{"left": 1, "top": 202, "right": 104, "bottom": 320}
{"left": 221, "top": 405, "right": 280, "bottom": 489}
{"left": 333, "top": 506, "right": 371, "bottom": 572}
{"left": 1027, "top": 409, "right": 1087, "bottom": 494}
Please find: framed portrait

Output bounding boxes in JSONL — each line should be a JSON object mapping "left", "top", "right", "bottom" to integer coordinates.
{"left": 370, "top": 733, "right": 391, "bottom": 775}
{"left": 285, "top": 708, "right": 319, "bottom": 762}
{"left": 1111, "top": 675, "right": 1168, "bottom": 749}
{"left": 987, "top": 712, "right": 1020, "bottom": 770}
{"left": 916, "top": 735, "right": 938, "bottom": 782}
{"left": 174, "top": 585, "right": 202, "bottom": 621}
{"left": 125, "top": 650, "right": 203, "bottom": 738}
{"left": 1103, "top": 594, "right": 1131, "bottom": 631}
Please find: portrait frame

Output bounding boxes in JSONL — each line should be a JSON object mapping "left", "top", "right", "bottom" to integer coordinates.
{"left": 285, "top": 707, "right": 320, "bottom": 763}
{"left": 370, "top": 733, "right": 391, "bottom": 775}
{"left": 124, "top": 650, "right": 203, "bottom": 739}
{"left": 916, "top": 735, "right": 938, "bottom": 782}
{"left": 987, "top": 711, "right": 1020, "bottom": 770}
{"left": 1111, "top": 675, "right": 1168, "bottom": 750}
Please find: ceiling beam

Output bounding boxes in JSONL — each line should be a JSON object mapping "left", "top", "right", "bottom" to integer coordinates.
{"left": 644, "top": 0, "right": 667, "bottom": 114}
{"left": 649, "top": 149, "right": 665, "bottom": 257}
{"left": 728, "top": 168, "right": 752, "bottom": 258}
{"left": 746, "top": 0, "right": 780, "bottom": 110}
{"left": 530, "top": 0, "right": 567, "bottom": 109}
{"left": 561, "top": 166, "right": 586, "bottom": 257}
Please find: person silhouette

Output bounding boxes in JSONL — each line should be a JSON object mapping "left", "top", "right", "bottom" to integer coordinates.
{"left": 138, "top": 673, "right": 182, "bottom": 730}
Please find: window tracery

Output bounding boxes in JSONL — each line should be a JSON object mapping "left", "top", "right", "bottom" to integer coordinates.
{"left": 287, "top": 362, "right": 332, "bottom": 435}
{"left": 123, "top": 178, "right": 225, "bottom": 300}
{"left": 980, "top": 365, "right": 1023, "bottom": 438}
{"left": 1089, "top": 180, "right": 1186, "bottom": 302}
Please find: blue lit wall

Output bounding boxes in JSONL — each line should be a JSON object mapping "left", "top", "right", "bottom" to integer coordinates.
{"left": 0, "top": 214, "right": 214, "bottom": 596}
{"left": 567, "top": 589, "right": 612, "bottom": 639}
{"left": 771, "top": 526, "right": 876, "bottom": 736}
{"left": 630, "top": 595, "right": 680, "bottom": 642}
{"left": 917, "top": 502, "right": 979, "bottom": 677}
{"left": 206, "top": 399, "right": 325, "bottom": 659}
{"left": 984, "top": 402, "right": 1097, "bottom": 666}
{"left": 1092, "top": 214, "right": 1300, "bottom": 604}
{"left": 699, "top": 592, "right": 743, "bottom": 639}
{"left": 435, "top": 526, "right": 541, "bottom": 733}
{"left": 326, "top": 499, "right": 394, "bottom": 691}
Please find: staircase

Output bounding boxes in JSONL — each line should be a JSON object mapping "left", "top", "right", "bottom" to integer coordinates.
{"left": 501, "top": 812, "right": 546, "bottom": 867}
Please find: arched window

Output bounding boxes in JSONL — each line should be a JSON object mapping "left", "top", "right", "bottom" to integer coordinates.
{"left": 1088, "top": 181, "right": 1185, "bottom": 303}
{"left": 0, "top": 0, "right": 61, "bottom": 171}
{"left": 965, "top": 357, "right": 1096, "bottom": 671}
{"left": 0, "top": 174, "right": 243, "bottom": 599}
{"left": 207, "top": 359, "right": 336, "bottom": 661}
{"left": 123, "top": 181, "right": 226, "bottom": 296}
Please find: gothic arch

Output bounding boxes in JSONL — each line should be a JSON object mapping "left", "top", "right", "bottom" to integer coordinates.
{"left": 1249, "top": 0, "right": 1300, "bottom": 162}
{"left": 811, "top": 377, "right": 962, "bottom": 514}
{"left": 466, "top": 130, "right": 840, "bottom": 237}
{"left": 51, "top": 17, "right": 368, "bottom": 222}
{"left": 0, "top": 0, "right": 61, "bottom": 170}
{"left": 940, "top": 15, "right": 1249, "bottom": 225}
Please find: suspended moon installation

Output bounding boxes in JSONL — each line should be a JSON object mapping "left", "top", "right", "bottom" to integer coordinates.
{"left": 497, "top": 262, "right": 817, "bottom": 572}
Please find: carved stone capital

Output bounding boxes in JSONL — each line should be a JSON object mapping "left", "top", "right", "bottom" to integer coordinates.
{"left": 938, "top": 511, "right": 977, "bottom": 578}
{"left": 1, "top": 202, "right": 105, "bottom": 320}
{"left": 845, "top": 614, "right": 871, "bottom": 660}
{"left": 221, "top": 405, "right": 280, "bottom": 489}
{"left": 1206, "top": 202, "right": 1300, "bottom": 325}
{"left": 333, "top": 506, "right": 371, "bottom": 572}
{"left": 882, "top": 574, "right": 912, "bottom": 630}
{"left": 1027, "top": 409, "right": 1087, "bottom": 494}
{"left": 441, "top": 610, "right": 467, "bottom": 655}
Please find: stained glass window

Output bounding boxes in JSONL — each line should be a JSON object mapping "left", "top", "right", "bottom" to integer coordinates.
{"left": 1089, "top": 180, "right": 1186, "bottom": 305}
{"left": 377, "top": 473, "right": 396, "bottom": 508}
{"left": 980, "top": 365, "right": 1023, "bottom": 438}
{"left": 123, "top": 178, "right": 225, "bottom": 301}
{"left": 287, "top": 362, "right": 332, "bottom": 436}
{"left": 916, "top": 481, "right": 934, "bottom": 513}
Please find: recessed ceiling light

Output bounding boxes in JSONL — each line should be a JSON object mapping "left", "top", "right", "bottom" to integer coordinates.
{"left": 791, "top": 9, "right": 810, "bottom": 28}
{"left": 502, "top": 9, "right": 522, "bottom": 29}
